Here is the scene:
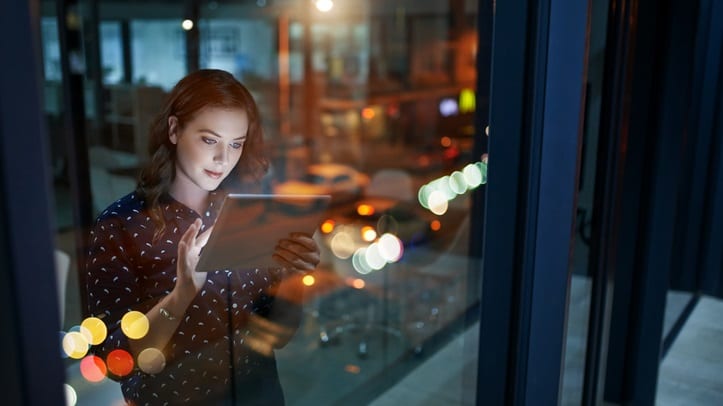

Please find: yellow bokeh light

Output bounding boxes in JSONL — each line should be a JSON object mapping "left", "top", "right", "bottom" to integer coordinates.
{"left": 356, "top": 204, "right": 375, "bottom": 216}
{"left": 361, "top": 226, "right": 377, "bottom": 242}
{"left": 62, "top": 331, "right": 89, "bottom": 359}
{"left": 351, "top": 279, "right": 365, "bottom": 289}
{"left": 330, "top": 230, "right": 355, "bottom": 259}
{"left": 302, "top": 275, "right": 315, "bottom": 286}
{"left": 81, "top": 317, "right": 107, "bottom": 345}
{"left": 137, "top": 348, "right": 166, "bottom": 374}
{"left": 121, "top": 311, "right": 149, "bottom": 340}
{"left": 459, "top": 88, "right": 476, "bottom": 113}
{"left": 320, "top": 219, "right": 335, "bottom": 234}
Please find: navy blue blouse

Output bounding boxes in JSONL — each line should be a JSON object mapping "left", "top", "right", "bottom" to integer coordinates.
{"left": 85, "top": 191, "right": 289, "bottom": 405}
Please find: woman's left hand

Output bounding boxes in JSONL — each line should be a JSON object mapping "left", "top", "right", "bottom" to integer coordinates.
{"left": 272, "top": 232, "right": 321, "bottom": 273}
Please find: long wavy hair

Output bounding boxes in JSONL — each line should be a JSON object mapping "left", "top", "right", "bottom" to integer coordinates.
{"left": 137, "top": 69, "right": 268, "bottom": 240}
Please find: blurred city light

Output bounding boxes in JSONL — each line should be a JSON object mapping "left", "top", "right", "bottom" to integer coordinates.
{"left": 352, "top": 248, "right": 373, "bottom": 274}
{"left": 81, "top": 316, "right": 107, "bottom": 345}
{"left": 439, "top": 98, "right": 459, "bottom": 117}
{"left": 121, "top": 311, "right": 149, "bottom": 340}
{"left": 361, "top": 226, "right": 377, "bottom": 242}
{"left": 79, "top": 355, "right": 107, "bottom": 382}
{"left": 302, "top": 274, "right": 316, "bottom": 286}
{"left": 181, "top": 19, "right": 194, "bottom": 31}
{"left": 378, "top": 233, "right": 403, "bottom": 263}
{"left": 137, "top": 348, "right": 166, "bottom": 374}
{"left": 314, "top": 0, "right": 333, "bottom": 12}
{"left": 62, "top": 331, "right": 89, "bottom": 359}
{"left": 107, "top": 349, "right": 134, "bottom": 377}
{"left": 330, "top": 230, "right": 355, "bottom": 259}
{"left": 364, "top": 243, "right": 386, "bottom": 270}
{"left": 64, "top": 384, "right": 77, "bottom": 406}
{"left": 418, "top": 160, "right": 488, "bottom": 214}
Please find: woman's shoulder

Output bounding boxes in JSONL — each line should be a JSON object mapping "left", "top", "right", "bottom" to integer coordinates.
{"left": 94, "top": 191, "right": 148, "bottom": 225}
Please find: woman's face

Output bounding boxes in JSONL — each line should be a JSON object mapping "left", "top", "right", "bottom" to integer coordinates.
{"left": 168, "top": 107, "right": 248, "bottom": 194}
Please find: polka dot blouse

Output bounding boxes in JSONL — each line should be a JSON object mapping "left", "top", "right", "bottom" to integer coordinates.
{"left": 86, "top": 191, "right": 292, "bottom": 405}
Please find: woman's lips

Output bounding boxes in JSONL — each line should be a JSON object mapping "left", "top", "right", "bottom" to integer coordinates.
{"left": 205, "top": 169, "right": 223, "bottom": 179}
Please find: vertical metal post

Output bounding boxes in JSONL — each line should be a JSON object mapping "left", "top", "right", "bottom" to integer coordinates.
{"left": 57, "top": 0, "right": 94, "bottom": 316}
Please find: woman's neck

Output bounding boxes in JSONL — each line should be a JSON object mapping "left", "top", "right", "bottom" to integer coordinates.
{"left": 168, "top": 181, "right": 210, "bottom": 216}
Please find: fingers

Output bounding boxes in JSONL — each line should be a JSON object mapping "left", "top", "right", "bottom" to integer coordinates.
{"left": 181, "top": 219, "right": 202, "bottom": 247}
{"left": 196, "top": 224, "right": 214, "bottom": 247}
{"left": 273, "top": 234, "right": 321, "bottom": 272}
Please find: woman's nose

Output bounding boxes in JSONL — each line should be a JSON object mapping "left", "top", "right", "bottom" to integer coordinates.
{"left": 214, "top": 145, "right": 228, "bottom": 165}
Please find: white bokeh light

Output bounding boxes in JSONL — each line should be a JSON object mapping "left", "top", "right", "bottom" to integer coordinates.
{"left": 364, "top": 242, "right": 387, "bottom": 270}
{"left": 427, "top": 190, "right": 449, "bottom": 215}
{"left": 378, "top": 233, "right": 403, "bottom": 263}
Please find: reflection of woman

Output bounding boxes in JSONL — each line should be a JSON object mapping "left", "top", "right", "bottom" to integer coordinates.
{"left": 85, "top": 69, "right": 318, "bottom": 405}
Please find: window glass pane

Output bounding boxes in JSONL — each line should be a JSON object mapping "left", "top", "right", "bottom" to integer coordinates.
{"left": 41, "top": 1, "right": 484, "bottom": 404}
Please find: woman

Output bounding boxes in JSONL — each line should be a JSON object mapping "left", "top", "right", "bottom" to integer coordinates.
{"left": 86, "top": 69, "right": 318, "bottom": 405}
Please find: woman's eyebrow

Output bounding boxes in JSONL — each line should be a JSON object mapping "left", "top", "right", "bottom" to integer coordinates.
{"left": 198, "top": 129, "right": 246, "bottom": 140}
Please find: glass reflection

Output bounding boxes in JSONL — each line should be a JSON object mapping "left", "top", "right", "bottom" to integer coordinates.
{"left": 44, "top": 0, "right": 481, "bottom": 403}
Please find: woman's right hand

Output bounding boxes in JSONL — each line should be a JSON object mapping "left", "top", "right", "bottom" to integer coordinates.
{"left": 175, "top": 218, "right": 212, "bottom": 296}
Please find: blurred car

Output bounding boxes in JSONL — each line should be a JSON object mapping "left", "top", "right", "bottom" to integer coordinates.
{"left": 318, "top": 196, "right": 440, "bottom": 263}
{"left": 273, "top": 163, "right": 370, "bottom": 205}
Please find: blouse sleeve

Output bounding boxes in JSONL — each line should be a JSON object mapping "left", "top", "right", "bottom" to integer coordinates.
{"left": 85, "top": 214, "right": 144, "bottom": 373}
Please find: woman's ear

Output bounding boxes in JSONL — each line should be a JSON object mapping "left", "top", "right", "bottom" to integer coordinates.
{"left": 168, "top": 116, "right": 179, "bottom": 144}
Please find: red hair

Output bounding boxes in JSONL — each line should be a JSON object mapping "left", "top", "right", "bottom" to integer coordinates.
{"left": 137, "top": 69, "right": 268, "bottom": 240}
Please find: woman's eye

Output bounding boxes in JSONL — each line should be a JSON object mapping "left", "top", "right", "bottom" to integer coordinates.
{"left": 230, "top": 142, "right": 243, "bottom": 150}
{"left": 202, "top": 137, "right": 217, "bottom": 145}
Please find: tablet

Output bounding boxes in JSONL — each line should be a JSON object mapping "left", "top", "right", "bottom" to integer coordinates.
{"left": 196, "top": 193, "right": 331, "bottom": 272}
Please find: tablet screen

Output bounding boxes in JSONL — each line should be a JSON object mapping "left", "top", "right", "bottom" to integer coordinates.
{"left": 196, "top": 193, "right": 331, "bottom": 272}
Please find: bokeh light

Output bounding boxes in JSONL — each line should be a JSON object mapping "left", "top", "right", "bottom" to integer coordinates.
{"left": 351, "top": 278, "right": 365, "bottom": 289}
{"left": 361, "top": 226, "right": 377, "bottom": 242}
{"left": 427, "top": 190, "right": 449, "bottom": 215}
{"left": 440, "top": 136, "right": 452, "bottom": 148}
{"left": 302, "top": 274, "right": 315, "bottom": 286}
{"left": 449, "top": 171, "right": 468, "bottom": 195}
{"left": 320, "top": 219, "right": 335, "bottom": 234}
{"left": 107, "top": 349, "right": 134, "bottom": 377}
{"left": 81, "top": 317, "right": 107, "bottom": 345}
{"left": 137, "top": 348, "right": 166, "bottom": 374}
{"left": 356, "top": 203, "right": 375, "bottom": 216}
{"left": 352, "top": 248, "right": 373, "bottom": 275}
{"left": 181, "top": 19, "right": 194, "bottom": 31}
{"left": 314, "top": 0, "right": 333, "bottom": 13}
{"left": 430, "top": 220, "right": 441, "bottom": 231}
{"left": 378, "top": 233, "right": 403, "bottom": 263}
{"left": 463, "top": 163, "right": 482, "bottom": 187}
{"left": 64, "top": 384, "right": 77, "bottom": 406}
{"left": 80, "top": 355, "right": 107, "bottom": 382}
{"left": 62, "top": 331, "right": 89, "bottom": 359}
{"left": 364, "top": 243, "right": 386, "bottom": 270}
{"left": 330, "top": 230, "right": 355, "bottom": 259}
{"left": 121, "top": 311, "right": 149, "bottom": 340}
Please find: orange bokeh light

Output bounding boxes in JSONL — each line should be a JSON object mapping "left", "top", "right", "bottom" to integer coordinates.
{"left": 361, "top": 107, "right": 375, "bottom": 120}
{"left": 440, "top": 136, "right": 452, "bottom": 147}
{"left": 107, "top": 349, "right": 134, "bottom": 377}
{"left": 80, "top": 355, "right": 107, "bottom": 383}
{"left": 352, "top": 278, "right": 365, "bottom": 289}
{"left": 356, "top": 204, "right": 375, "bottom": 216}
{"left": 430, "top": 220, "right": 441, "bottom": 231}
{"left": 320, "top": 219, "right": 335, "bottom": 234}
